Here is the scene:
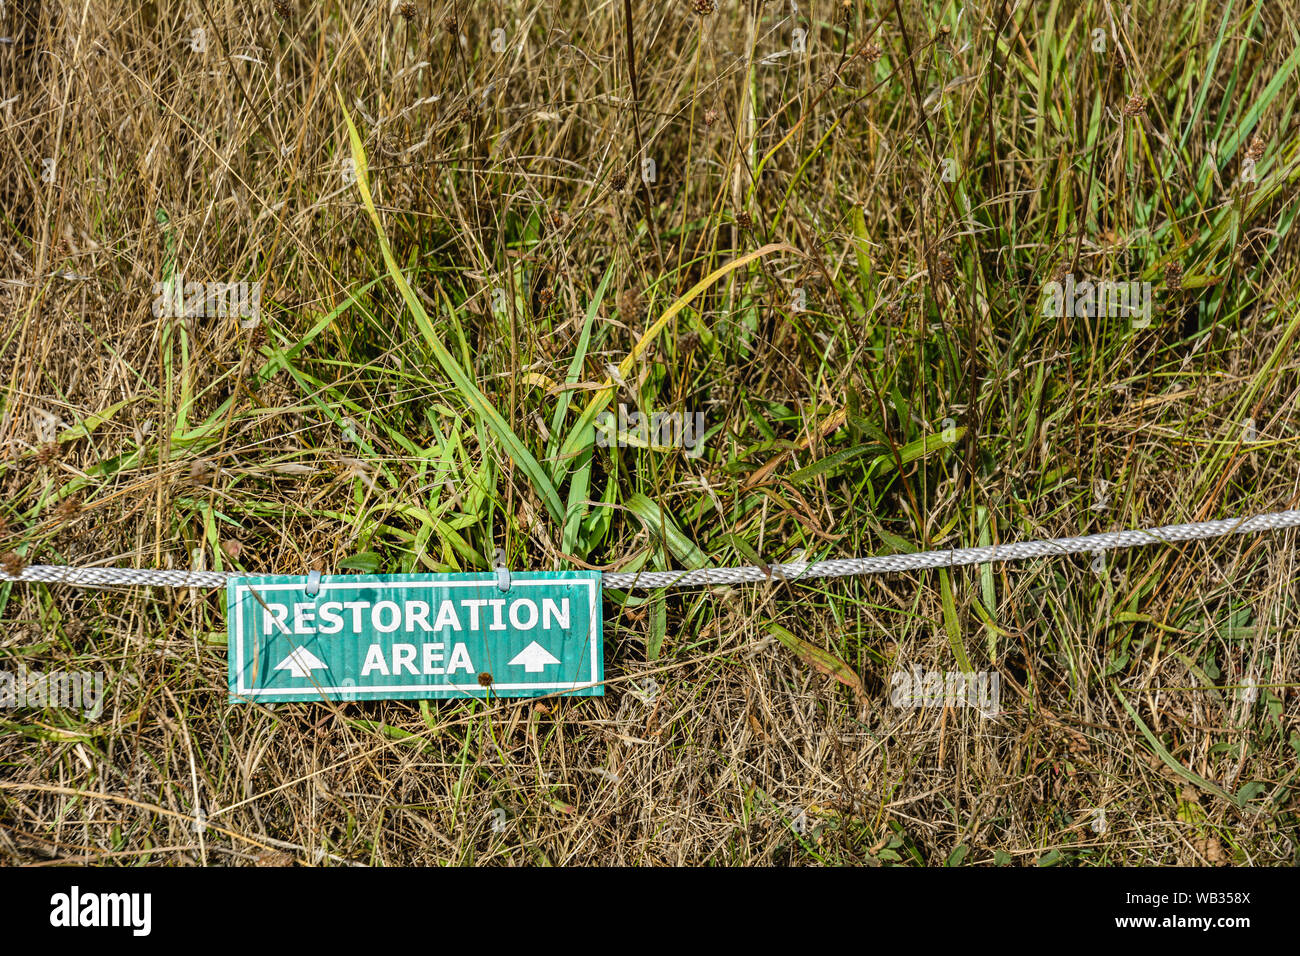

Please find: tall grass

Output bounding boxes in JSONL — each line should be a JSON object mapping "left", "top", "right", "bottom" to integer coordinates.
{"left": 0, "top": 0, "right": 1298, "bottom": 865}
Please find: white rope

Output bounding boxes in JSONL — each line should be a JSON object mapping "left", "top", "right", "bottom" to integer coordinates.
{"left": 605, "top": 508, "right": 1300, "bottom": 588}
{"left": 3, "top": 507, "right": 1299, "bottom": 591}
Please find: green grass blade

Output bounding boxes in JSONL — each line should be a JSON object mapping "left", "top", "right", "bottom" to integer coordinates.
{"left": 339, "top": 92, "right": 564, "bottom": 524}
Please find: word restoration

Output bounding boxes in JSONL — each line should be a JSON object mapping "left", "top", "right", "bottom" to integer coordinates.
{"left": 228, "top": 572, "right": 602, "bottom": 702}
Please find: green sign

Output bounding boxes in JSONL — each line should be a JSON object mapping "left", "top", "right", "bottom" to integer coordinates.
{"left": 227, "top": 572, "right": 602, "bottom": 703}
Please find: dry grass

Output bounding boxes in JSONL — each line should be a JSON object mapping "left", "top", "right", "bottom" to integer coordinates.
{"left": 1, "top": 0, "right": 1299, "bottom": 865}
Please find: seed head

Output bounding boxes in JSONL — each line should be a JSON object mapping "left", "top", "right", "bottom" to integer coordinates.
{"left": 0, "top": 551, "right": 24, "bottom": 577}
{"left": 1164, "top": 260, "right": 1184, "bottom": 291}
{"left": 35, "top": 442, "right": 60, "bottom": 466}
{"left": 52, "top": 496, "right": 82, "bottom": 522}
{"left": 1122, "top": 95, "right": 1146, "bottom": 118}
{"left": 703, "top": 108, "right": 719, "bottom": 126}
{"left": 935, "top": 252, "right": 956, "bottom": 282}
{"left": 1246, "top": 135, "right": 1265, "bottom": 163}
{"left": 736, "top": 210, "right": 753, "bottom": 230}
{"left": 691, "top": 0, "right": 717, "bottom": 15}
{"left": 477, "top": 672, "right": 494, "bottom": 687}
{"left": 1193, "top": 832, "right": 1226, "bottom": 865}
{"left": 610, "top": 170, "right": 627, "bottom": 192}
{"left": 272, "top": 0, "right": 292, "bottom": 17}
{"left": 397, "top": 2, "right": 418, "bottom": 20}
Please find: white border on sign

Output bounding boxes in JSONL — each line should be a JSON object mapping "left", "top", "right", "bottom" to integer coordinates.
{"left": 232, "top": 578, "right": 600, "bottom": 697}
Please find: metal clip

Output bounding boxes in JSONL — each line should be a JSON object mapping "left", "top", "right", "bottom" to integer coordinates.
{"left": 305, "top": 569, "right": 322, "bottom": 598}
{"left": 493, "top": 548, "right": 510, "bottom": 592}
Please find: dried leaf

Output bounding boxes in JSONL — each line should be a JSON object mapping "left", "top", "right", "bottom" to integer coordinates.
{"left": 768, "top": 623, "right": 867, "bottom": 703}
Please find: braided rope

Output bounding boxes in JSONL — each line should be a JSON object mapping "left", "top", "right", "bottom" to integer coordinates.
{"left": 3, "top": 508, "right": 1299, "bottom": 591}
{"left": 604, "top": 508, "right": 1300, "bottom": 588}
{"left": 0, "top": 565, "right": 235, "bottom": 588}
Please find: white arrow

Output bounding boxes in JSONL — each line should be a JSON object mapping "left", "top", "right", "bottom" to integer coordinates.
{"left": 508, "top": 641, "right": 561, "bottom": 673}
{"left": 273, "top": 647, "right": 328, "bottom": 678}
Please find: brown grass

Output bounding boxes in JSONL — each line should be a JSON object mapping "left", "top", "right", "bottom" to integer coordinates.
{"left": 1, "top": 0, "right": 1299, "bottom": 865}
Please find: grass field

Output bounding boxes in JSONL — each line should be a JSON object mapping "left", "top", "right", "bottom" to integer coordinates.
{"left": 2, "top": 0, "right": 1299, "bottom": 865}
